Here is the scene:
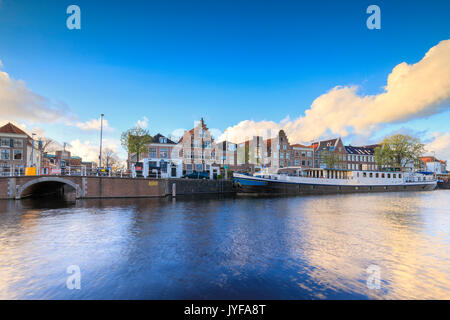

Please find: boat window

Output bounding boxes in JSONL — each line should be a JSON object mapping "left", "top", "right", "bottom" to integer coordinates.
{"left": 393, "top": 174, "right": 396, "bottom": 179}
{"left": 387, "top": 173, "right": 391, "bottom": 178}
{"left": 356, "top": 172, "right": 359, "bottom": 178}
{"left": 363, "top": 172, "right": 367, "bottom": 178}
{"left": 369, "top": 173, "right": 373, "bottom": 178}
{"left": 376, "top": 173, "right": 379, "bottom": 178}
{"left": 399, "top": 174, "right": 402, "bottom": 178}
{"left": 381, "top": 173, "right": 385, "bottom": 178}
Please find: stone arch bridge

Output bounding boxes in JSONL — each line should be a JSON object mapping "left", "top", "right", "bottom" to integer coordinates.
{"left": 0, "top": 176, "right": 233, "bottom": 200}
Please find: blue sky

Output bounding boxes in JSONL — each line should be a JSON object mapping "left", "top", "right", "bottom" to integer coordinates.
{"left": 0, "top": 0, "right": 449, "bottom": 161}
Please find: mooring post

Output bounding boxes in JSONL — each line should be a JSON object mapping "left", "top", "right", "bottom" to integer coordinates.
{"left": 172, "top": 183, "right": 176, "bottom": 197}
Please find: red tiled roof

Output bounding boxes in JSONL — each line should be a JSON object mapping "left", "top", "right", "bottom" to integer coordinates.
{"left": 291, "top": 143, "right": 314, "bottom": 148}
{"left": 0, "top": 122, "right": 29, "bottom": 136}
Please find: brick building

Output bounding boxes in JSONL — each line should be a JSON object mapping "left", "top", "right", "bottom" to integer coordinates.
{"left": 291, "top": 144, "right": 314, "bottom": 168}
{"left": 0, "top": 122, "right": 42, "bottom": 176}
{"left": 177, "top": 118, "right": 215, "bottom": 174}
{"left": 345, "top": 145, "right": 377, "bottom": 171}
{"left": 312, "top": 137, "right": 347, "bottom": 169}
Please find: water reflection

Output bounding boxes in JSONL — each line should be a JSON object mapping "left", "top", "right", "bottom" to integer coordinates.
{"left": 0, "top": 191, "right": 449, "bottom": 299}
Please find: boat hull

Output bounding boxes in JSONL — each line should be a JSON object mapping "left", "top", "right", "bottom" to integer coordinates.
{"left": 437, "top": 181, "right": 450, "bottom": 190}
{"left": 233, "top": 176, "right": 437, "bottom": 195}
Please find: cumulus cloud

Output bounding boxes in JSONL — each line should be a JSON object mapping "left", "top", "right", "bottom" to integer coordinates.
{"left": 136, "top": 116, "right": 149, "bottom": 128}
{"left": 426, "top": 132, "right": 450, "bottom": 168}
{"left": 75, "top": 117, "right": 112, "bottom": 132}
{"left": 0, "top": 70, "right": 75, "bottom": 125}
{"left": 220, "top": 40, "right": 450, "bottom": 143}
{"left": 67, "top": 138, "right": 122, "bottom": 163}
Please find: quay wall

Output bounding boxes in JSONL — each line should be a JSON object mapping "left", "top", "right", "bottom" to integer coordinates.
{"left": 0, "top": 176, "right": 235, "bottom": 200}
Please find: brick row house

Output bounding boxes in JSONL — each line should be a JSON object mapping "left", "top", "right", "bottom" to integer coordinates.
{"left": 0, "top": 123, "right": 42, "bottom": 176}
{"left": 126, "top": 117, "right": 386, "bottom": 178}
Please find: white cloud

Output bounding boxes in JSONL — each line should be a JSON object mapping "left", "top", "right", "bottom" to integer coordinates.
{"left": 67, "top": 138, "right": 122, "bottom": 163}
{"left": 0, "top": 59, "right": 3, "bottom": 68}
{"left": 75, "top": 117, "right": 112, "bottom": 132}
{"left": 426, "top": 132, "right": 450, "bottom": 168}
{"left": 220, "top": 39, "right": 450, "bottom": 144}
{"left": 136, "top": 116, "right": 149, "bottom": 128}
{"left": 0, "top": 70, "right": 75, "bottom": 125}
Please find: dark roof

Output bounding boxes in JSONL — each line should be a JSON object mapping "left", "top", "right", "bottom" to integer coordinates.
{"left": 152, "top": 133, "right": 176, "bottom": 144}
{"left": 345, "top": 146, "right": 375, "bottom": 155}
{"left": 0, "top": 122, "right": 29, "bottom": 136}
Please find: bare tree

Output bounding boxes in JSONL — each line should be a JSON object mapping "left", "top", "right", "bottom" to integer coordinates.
{"left": 103, "top": 148, "right": 120, "bottom": 169}
{"left": 37, "top": 137, "right": 60, "bottom": 154}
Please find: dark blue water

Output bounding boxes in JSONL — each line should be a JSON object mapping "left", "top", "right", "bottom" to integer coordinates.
{"left": 0, "top": 191, "right": 449, "bottom": 299}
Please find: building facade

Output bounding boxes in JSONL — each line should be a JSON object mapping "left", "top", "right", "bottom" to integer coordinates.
{"left": 0, "top": 122, "right": 42, "bottom": 176}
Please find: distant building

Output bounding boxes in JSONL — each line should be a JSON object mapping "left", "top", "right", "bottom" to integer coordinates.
{"left": 178, "top": 118, "right": 216, "bottom": 174}
{"left": 312, "top": 137, "right": 347, "bottom": 169}
{"left": 345, "top": 145, "right": 377, "bottom": 171}
{"left": 421, "top": 156, "right": 447, "bottom": 174}
{"left": 291, "top": 144, "right": 314, "bottom": 168}
{"left": 0, "top": 122, "right": 42, "bottom": 176}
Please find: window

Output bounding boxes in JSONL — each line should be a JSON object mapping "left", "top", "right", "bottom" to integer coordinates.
{"left": 295, "top": 159, "right": 300, "bottom": 166}
{"left": 1, "top": 139, "right": 11, "bottom": 147}
{"left": 301, "top": 151, "right": 306, "bottom": 157}
{"left": 393, "top": 174, "right": 396, "bottom": 179}
{"left": 149, "top": 148, "right": 157, "bottom": 158}
{"left": 186, "top": 164, "right": 193, "bottom": 173}
{"left": 302, "top": 160, "right": 306, "bottom": 166}
{"left": 13, "top": 149, "right": 22, "bottom": 160}
{"left": 14, "top": 139, "right": 23, "bottom": 148}
{"left": 1, "top": 149, "right": 10, "bottom": 160}
{"left": 196, "top": 164, "right": 203, "bottom": 171}
{"left": 369, "top": 173, "right": 373, "bottom": 178}
{"left": 381, "top": 173, "right": 385, "bottom": 178}
{"left": 399, "top": 174, "right": 402, "bottom": 178}
{"left": 280, "top": 153, "right": 284, "bottom": 159}
{"left": 343, "top": 155, "right": 347, "bottom": 161}
{"left": 307, "top": 160, "right": 312, "bottom": 166}
{"left": 283, "top": 145, "right": 287, "bottom": 150}
{"left": 363, "top": 172, "right": 367, "bottom": 177}
{"left": 286, "top": 153, "right": 290, "bottom": 159}
{"left": 307, "top": 151, "right": 312, "bottom": 157}
{"left": 387, "top": 173, "right": 391, "bottom": 178}
{"left": 160, "top": 148, "right": 168, "bottom": 158}
{"left": 376, "top": 173, "right": 379, "bottom": 178}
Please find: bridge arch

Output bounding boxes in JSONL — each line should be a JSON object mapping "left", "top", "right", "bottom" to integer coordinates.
{"left": 17, "top": 177, "right": 81, "bottom": 199}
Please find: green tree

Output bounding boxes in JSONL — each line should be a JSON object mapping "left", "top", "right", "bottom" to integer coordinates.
{"left": 374, "top": 134, "right": 425, "bottom": 169}
{"left": 320, "top": 150, "right": 339, "bottom": 169}
{"left": 121, "top": 126, "right": 152, "bottom": 162}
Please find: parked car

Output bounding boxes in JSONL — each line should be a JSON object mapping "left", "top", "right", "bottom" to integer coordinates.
{"left": 182, "top": 171, "right": 209, "bottom": 179}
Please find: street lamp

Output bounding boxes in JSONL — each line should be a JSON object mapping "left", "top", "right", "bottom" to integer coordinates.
{"left": 99, "top": 114, "right": 104, "bottom": 172}
{"left": 31, "top": 133, "right": 36, "bottom": 167}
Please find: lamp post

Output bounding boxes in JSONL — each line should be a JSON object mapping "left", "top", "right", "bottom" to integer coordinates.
{"left": 31, "top": 133, "right": 36, "bottom": 167}
{"left": 99, "top": 114, "right": 104, "bottom": 174}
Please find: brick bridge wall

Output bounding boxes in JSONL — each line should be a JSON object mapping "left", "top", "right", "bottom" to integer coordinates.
{"left": 0, "top": 176, "right": 235, "bottom": 200}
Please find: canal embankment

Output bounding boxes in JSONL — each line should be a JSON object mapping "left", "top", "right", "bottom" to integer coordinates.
{"left": 0, "top": 176, "right": 235, "bottom": 200}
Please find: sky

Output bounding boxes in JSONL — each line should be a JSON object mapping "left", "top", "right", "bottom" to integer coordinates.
{"left": 0, "top": 0, "right": 449, "bottom": 164}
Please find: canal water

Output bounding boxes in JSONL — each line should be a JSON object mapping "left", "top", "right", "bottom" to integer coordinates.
{"left": 0, "top": 190, "right": 449, "bottom": 299}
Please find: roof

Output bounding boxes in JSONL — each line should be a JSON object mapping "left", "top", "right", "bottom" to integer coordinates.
{"left": 312, "top": 138, "right": 340, "bottom": 151}
{"left": 177, "top": 118, "right": 213, "bottom": 143}
{"left": 0, "top": 122, "right": 30, "bottom": 136}
{"left": 345, "top": 145, "right": 375, "bottom": 155}
{"left": 152, "top": 133, "right": 176, "bottom": 144}
{"left": 291, "top": 143, "right": 314, "bottom": 149}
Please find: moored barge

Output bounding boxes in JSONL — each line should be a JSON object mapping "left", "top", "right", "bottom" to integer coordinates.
{"left": 233, "top": 168, "right": 437, "bottom": 195}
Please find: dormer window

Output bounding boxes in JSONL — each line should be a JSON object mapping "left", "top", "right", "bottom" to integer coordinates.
{"left": 159, "top": 137, "right": 167, "bottom": 144}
